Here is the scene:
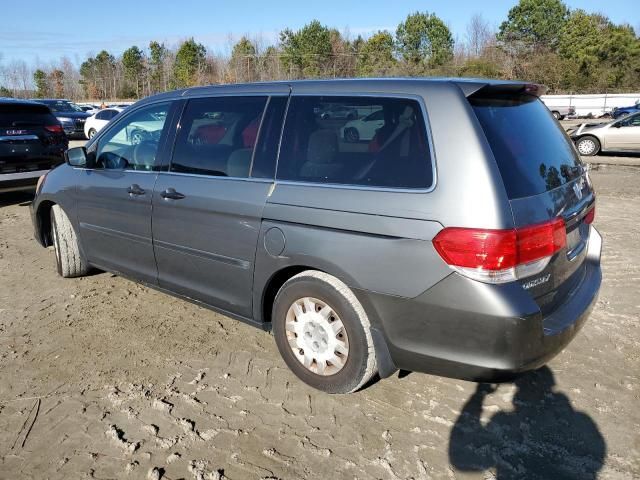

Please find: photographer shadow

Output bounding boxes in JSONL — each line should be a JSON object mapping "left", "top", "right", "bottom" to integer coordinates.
{"left": 449, "top": 367, "right": 605, "bottom": 479}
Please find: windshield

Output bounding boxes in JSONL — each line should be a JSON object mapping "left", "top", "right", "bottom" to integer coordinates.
{"left": 470, "top": 94, "right": 583, "bottom": 199}
{"left": 43, "top": 100, "right": 83, "bottom": 113}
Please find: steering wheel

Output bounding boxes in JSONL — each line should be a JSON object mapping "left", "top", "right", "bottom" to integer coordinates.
{"left": 132, "top": 141, "right": 158, "bottom": 171}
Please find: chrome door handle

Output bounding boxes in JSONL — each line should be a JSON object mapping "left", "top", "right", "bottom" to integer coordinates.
{"left": 127, "top": 184, "right": 145, "bottom": 196}
{"left": 160, "top": 188, "right": 185, "bottom": 200}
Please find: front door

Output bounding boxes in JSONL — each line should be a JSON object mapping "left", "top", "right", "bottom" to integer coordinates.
{"left": 152, "top": 95, "right": 287, "bottom": 318}
{"left": 604, "top": 113, "right": 640, "bottom": 151}
{"left": 75, "top": 101, "right": 173, "bottom": 283}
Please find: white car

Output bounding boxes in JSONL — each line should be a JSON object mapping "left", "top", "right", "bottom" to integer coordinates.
{"left": 77, "top": 103, "right": 102, "bottom": 115}
{"left": 340, "top": 109, "right": 384, "bottom": 142}
{"left": 84, "top": 108, "right": 123, "bottom": 139}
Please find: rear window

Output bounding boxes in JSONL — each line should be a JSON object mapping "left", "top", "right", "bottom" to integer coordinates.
{"left": 470, "top": 94, "right": 583, "bottom": 199}
{"left": 277, "top": 96, "right": 433, "bottom": 189}
{"left": 0, "top": 103, "right": 56, "bottom": 127}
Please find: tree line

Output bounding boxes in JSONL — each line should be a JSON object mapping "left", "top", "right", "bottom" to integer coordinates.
{"left": 1, "top": 0, "right": 638, "bottom": 101}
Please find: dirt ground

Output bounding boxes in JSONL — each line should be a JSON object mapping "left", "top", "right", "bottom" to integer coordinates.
{"left": 0, "top": 166, "right": 638, "bottom": 480}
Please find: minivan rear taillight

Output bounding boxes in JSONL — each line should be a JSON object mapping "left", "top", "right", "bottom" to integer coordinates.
{"left": 433, "top": 218, "right": 566, "bottom": 284}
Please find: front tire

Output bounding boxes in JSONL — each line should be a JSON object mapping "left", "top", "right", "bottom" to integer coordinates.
{"left": 344, "top": 127, "right": 360, "bottom": 143}
{"left": 272, "top": 271, "right": 377, "bottom": 394}
{"left": 130, "top": 130, "right": 145, "bottom": 145}
{"left": 576, "top": 135, "right": 600, "bottom": 156}
{"left": 51, "top": 205, "right": 90, "bottom": 278}
{"left": 552, "top": 111, "right": 563, "bottom": 120}
{"left": 88, "top": 128, "right": 97, "bottom": 139}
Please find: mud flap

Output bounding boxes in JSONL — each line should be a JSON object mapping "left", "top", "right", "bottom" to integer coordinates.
{"left": 371, "top": 327, "right": 398, "bottom": 378}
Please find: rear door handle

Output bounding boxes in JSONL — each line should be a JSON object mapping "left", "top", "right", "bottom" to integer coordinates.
{"left": 160, "top": 188, "right": 185, "bottom": 200}
{"left": 127, "top": 184, "right": 145, "bottom": 196}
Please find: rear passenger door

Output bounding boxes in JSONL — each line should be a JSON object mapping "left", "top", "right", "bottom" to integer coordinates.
{"left": 152, "top": 94, "right": 288, "bottom": 318}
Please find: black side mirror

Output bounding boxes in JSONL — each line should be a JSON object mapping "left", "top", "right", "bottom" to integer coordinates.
{"left": 65, "top": 147, "right": 88, "bottom": 167}
{"left": 613, "top": 122, "right": 623, "bottom": 128}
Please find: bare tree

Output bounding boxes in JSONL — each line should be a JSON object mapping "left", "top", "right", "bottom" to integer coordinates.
{"left": 466, "top": 13, "right": 494, "bottom": 58}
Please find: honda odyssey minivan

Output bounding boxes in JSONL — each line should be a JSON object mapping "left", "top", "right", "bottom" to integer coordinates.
{"left": 31, "top": 79, "right": 601, "bottom": 394}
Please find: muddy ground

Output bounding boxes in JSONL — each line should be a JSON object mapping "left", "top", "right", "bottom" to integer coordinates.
{"left": 0, "top": 165, "right": 638, "bottom": 480}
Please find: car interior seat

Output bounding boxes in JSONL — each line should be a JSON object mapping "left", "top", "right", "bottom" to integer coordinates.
{"left": 299, "top": 129, "right": 342, "bottom": 180}
{"left": 227, "top": 148, "right": 253, "bottom": 177}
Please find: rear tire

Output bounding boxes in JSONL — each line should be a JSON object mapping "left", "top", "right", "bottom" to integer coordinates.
{"left": 51, "top": 205, "right": 90, "bottom": 278}
{"left": 576, "top": 135, "right": 600, "bottom": 156}
{"left": 552, "top": 111, "right": 563, "bottom": 120}
{"left": 272, "top": 271, "right": 377, "bottom": 394}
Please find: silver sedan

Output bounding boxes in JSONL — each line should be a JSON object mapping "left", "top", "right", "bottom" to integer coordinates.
{"left": 571, "top": 112, "right": 640, "bottom": 156}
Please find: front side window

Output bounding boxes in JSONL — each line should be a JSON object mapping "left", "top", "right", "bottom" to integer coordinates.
{"left": 95, "top": 102, "right": 171, "bottom": 171}
{"left": 170, "top": 96, "right": 267, "bottom": 178}
{"left": 618, "top": 112, "right": 640, "bottom": 127}
{"left": 277, "top": 96, "right": 433, "bottom": 189}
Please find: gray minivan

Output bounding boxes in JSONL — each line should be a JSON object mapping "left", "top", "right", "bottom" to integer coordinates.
{"left": 31, "top": 79, "right": 601, "bottom": 394}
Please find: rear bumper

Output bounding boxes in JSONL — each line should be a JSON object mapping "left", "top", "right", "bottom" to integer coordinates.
{"left": 0, "top": 169, "right": 50, "bottom": 193}
{"left": 362, "top": 227, "right": 602, "bottom": 382}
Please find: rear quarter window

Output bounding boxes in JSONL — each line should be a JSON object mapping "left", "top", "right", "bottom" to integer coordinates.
{"left": 277, "top": 96, "right": 433, "bottom": 189}
{"left": 470, "top": 94, "right": 583, "bottom": 199}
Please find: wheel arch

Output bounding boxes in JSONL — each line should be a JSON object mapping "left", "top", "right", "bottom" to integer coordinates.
{"left": 35, "top": 200, "right": 56, "bottom": 247}
{"left": 260, "top": 265, "right": 324, "bottom": 326}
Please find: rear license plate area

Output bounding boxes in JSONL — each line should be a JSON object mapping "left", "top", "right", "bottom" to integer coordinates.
{"left": 566, "top": 223, "right": 588, "bottom": 259}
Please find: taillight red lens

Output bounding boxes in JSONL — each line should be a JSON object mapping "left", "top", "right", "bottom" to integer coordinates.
{"left": 432, "top": 228, "right": 517, "bottom": 270}
{"left": 516, "top": 218, "right": 566, "bottom": 265}
{"left": 433, "top": 218, "right": 567, "bottom": 272}
{"left": 45, "top": 124, "right": 64, "bottom": 133}
{"left": 584, "top": 206, "right": 595, "bottom": 224}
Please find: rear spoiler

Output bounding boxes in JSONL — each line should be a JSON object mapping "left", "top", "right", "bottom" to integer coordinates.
{"left": 458, "top": 81, "right": 547, "bottom": 98}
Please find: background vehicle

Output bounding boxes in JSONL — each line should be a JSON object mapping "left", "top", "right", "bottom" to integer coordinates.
{"left": 317, "top": 104, "right": 358, "bottom": 120}
{"left": 543, "top": 103, "right": 576, "bottom": 120}
{"left": 611, "top": 101, "right": 640, "bottom": 119}
{"left": 110, "top": 103, "right": 133, "bottom": 109}
{"left": 340, "top": 108, "right": 384, "bottom": 142}
{"left": 33, "top": 99, "right": 91, "bottom": 139}
{"left": 0, "top": 99, "right": 67, "bottom": 192}
{"left": 84, "top": 107, "right": 123, "bottom": 139}
{"left": 31, "top": 79, "right": 601, "bottom": 394}
{"left": 77, "top": 103, "right": 101, "bottom": 115}
{"left": 571, "top": 112, "right": 640, "bottom": 155}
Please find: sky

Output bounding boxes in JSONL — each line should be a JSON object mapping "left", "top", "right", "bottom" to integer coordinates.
{"left": 0, "top": 0, "right": 638, "bottom": 66}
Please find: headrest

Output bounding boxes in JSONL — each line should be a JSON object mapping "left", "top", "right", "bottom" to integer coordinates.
{"left": 227, "top": 148, "right": 252, "bottom": 177}
{"left": 307, "top": 129, "right": 338, "bottom": 164}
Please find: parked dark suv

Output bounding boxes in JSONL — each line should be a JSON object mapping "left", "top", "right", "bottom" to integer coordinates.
{"left": 1, "top": 99, "right": 67, "bottom": 192}
{"left": 33, "top": 99, "right": 91, "bottom": 138}
{"left": 31, "top": 79, "right": 601, "bottom": 393}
